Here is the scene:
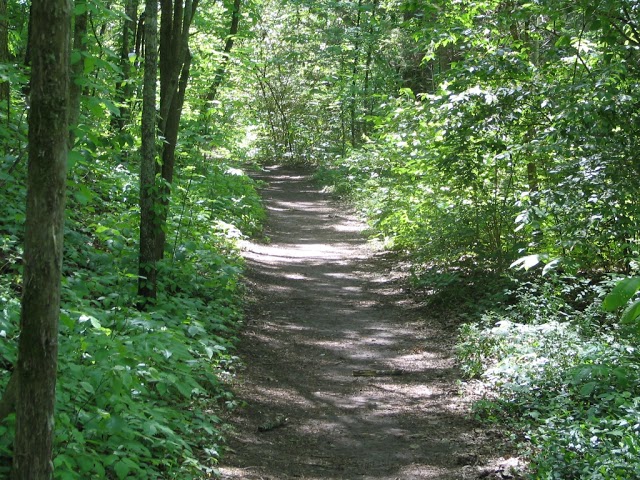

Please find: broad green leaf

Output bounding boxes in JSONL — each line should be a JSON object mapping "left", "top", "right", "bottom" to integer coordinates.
{"left": 67, "top": 150, "right": 84, "bottom": 170}
{"left": 603, "top": 277, "right": 640, "bottom": 311}
{"left": 114, "top": 460, "right": 130, "bottom": 480}
{"left": 579, "top": 382, "right": 597, "bottom": 397}
{"left": 175, "top": 380, "right": 193, "bottom": 398}
{"left": 77, "top": 456, "right": 94, "bottom": 473}
{"left": 80, "top": 381, "right": 95, "bottom": 394}
{"left": 620, "top": 298, "right": 640, "bottom": 325}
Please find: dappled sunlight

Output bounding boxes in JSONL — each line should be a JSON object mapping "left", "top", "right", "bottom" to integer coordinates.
{"left": 252, "top": 384, "right": 318, "bottom": 409}
{"left": 221, "top": 167, "right": 491, "bottom": 479}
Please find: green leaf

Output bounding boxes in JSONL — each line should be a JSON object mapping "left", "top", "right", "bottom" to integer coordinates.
{"left": 67, "top": 150, "right": 84, "bottom": 170}
{"left": 620, "top": 298, "right": 640, "bottom": 325}
{"left": 70, "top": 50, "right": 82, "bottom": 66}
{"left": 602, "top": 277, "right": 640, "bottom": 311}
{"left": 73, "top": 185, "right": 94, "bottom": 206}
{"left": 555, "top": 35, "right": 571, "bottom": 48}
{"left": 77, "top": 456, "right": 94, "bottom": 473}
{"left": 80, "top": 381, "right": 95, "bottom": 395}
{"left": 175, "top": 380, "right": 193, "bottom": 398}
{"left": 579, "top": 382, "right": 597, "bottom": 397}
{"left": 114, "top": 460, "right": 130, "bottom": 480}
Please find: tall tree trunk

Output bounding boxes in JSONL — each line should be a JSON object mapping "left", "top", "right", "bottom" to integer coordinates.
{"left": 203, "top": 0, "right": 241, "bottom": 109}
{"left": 155, "top": 49, "right": 191, "bottom": 259}
{"left": 152, "top": 0, "right": 198, "bottom": 261}
{"left": 12, "top": 0, "right": 70, "bottom": 477}
{"left": 112, "top": 0, "right": 139, "bottom": 130}
{"left": 349, "top": 0, "right": 363, "bottom": 147}
{"left": 361, "top": 0, "right": 378, "bottom": 136}
{"left": 69, "top": 0, "right": 88, "bottom": 147}
{"left": 0, "top": 0, "right": 9, "bottom": 129}
{"left": 138, "top": 0, "right": 159, "bottom": 301}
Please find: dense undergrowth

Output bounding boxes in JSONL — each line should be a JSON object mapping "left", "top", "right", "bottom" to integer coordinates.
{"left": 318, "top": 158, "right": 640, "bottom": 479}
{"left": 457, "top": 275, "right": 640, "bottom": 479}
{"left": 0, "top": 150, "right": 265, "bottom": 478}
{"left": 306, "top": 2, "right": 640, "bottom": 476}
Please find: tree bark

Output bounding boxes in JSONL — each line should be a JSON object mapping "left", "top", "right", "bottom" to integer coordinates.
{"left": 152, "top": 0, "right": 198, "bottom": 262}
{"left": 349, "top": 0, "right": 363, "bottom": 147}
{"left": 12, "top": 0, "right": 70, "bottom": 477}
{"left": 69, "top": 0, "right": 88, "bottom": 147}
{"left": 138, "top": 0, "right": 159, "bottom": 302}
{"left": 0, "top": 0, "right": 9, "bottom": 126}
{"left": 203, "top": 0, "right": 241, "bottom": 108}
{"left": 155, "top": 49, "right": 191, "bottom": 259}
{"left": 112, "top": 0, "right": 139, "bottom": 130}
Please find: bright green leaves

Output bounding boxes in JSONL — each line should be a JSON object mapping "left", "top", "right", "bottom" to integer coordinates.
{"left": 1, "top": 142, "right": 261, "bottom": 480}
{"left": 457, "top": 276, "right": 640, "bottom": 479}
{"left": 603, "top": 277, "right": 640, "bottom": 327}
{"left": 603, "top": 277, "right": 640, "bottom": 311}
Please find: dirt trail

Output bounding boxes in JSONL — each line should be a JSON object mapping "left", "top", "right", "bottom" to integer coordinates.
{"left": 218, "top": 166, "right": 506, "bottom": 480}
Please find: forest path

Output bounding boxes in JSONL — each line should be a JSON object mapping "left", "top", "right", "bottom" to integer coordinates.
{"left": 218, "top": 166, "right": 502, "bottom": 480}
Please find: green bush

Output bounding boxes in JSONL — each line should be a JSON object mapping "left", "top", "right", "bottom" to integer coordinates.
{"left": 457, "top": 276, "right": 640, "bottom": 479}
{"left": 0, "top": 158, "right": 265, "bottom": 478}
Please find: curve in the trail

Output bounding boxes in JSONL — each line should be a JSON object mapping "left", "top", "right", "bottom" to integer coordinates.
{"left": 218, "top": 166, "right": 499, "bottom": 480}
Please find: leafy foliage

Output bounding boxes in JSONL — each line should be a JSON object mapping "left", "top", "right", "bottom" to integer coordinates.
{"left": 456, "top": 273, "right": 640, "bottom": 479}
{"left": 1, "top": 138, "right": 264, "bottom": 478}
{"left": 304, "top": 1, "right": 640, "bottom": 476}
{"left": 3, "top": 0, "right": 640, "bottom": 475}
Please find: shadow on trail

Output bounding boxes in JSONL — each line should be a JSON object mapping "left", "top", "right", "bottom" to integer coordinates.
{"left": 219, "top": 166, "right": 488, "bottom": 480}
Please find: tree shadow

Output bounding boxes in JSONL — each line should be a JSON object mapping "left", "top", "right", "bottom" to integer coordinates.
{"left": 220, "top": 166, "right": 501, "bottom": 479}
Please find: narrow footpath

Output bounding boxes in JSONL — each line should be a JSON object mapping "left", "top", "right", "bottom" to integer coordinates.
{"left": 218, "top": 166, "right": 508, "bottom": 480}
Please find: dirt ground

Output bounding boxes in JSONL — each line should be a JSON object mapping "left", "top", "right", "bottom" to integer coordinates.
{"left": 217, "top": 166, "right": 521, "bottom": 480}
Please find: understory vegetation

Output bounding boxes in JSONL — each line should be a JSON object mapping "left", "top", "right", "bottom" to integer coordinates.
{"left": 304, "top": 1, "right": 640, "bottom": 478}
{"left": 1, "top": 151, "right": 265, "bottom": 478}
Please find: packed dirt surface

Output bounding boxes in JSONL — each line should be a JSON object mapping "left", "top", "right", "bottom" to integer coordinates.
{"left": 218, "top": 166, "right": 518, "bottom": 480}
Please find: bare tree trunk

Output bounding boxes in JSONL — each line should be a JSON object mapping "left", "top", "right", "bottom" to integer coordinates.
{"left": 112, "top": 0, "right": 139, "bottom": 130}
{"left": 138, "top": 0, "right": 159, "bottom": 302}
{"left": 155, "top": 50, "right": 191, "bottom": 259}
{"left": 12, "top": 0, "right": 70, "bottom": 476}
{"left": 152, "top": 0, "right": 198, "bottom": 262}
{"left": 69, "top": 0, "right": 88, "bottom": 147}
{"left": 203, "top": 0, "right": 241, "bottom": 108}
{"left": 349, "top": 0, "right": 363, "bottom": 147}
{"left": 0, "top": 0, "right": 9, "bottom": 128}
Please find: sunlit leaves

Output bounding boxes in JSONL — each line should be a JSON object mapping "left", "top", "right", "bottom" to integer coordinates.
{"left": 603, "top": 277, "right": 640, "bottom": 311}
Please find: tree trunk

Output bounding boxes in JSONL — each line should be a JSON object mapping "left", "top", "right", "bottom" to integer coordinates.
{"left": 12, "top": 0, "right": 70, "bottom": 476}
{"left": 112, "top": 0, "right": 139, "bottom": 130}
{"left": 69, "top": 0, "right": 88, "bottom": 147}
{"left": 361, "top": 0, "right": 377, "bottom": 136}
{"left": 349, "top": 0, "right": 363, "bottom": 147}
{"left": 152, "top": 0, "right": 198, "bottom": 262}
{"left": 203, "top": 0, "right": 241, "bottom": 109}
{"left": 155, "top": 50, "right": 191, "bottom": 259}
{"left": 138, "top": 0, "right": 159, "bottom": 302}
{"left": 0, "top": 0, "right": 9, "bottom": 128}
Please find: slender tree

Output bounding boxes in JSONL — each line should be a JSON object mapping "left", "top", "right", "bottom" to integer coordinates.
{"left": 69, "top": 0, "right": 88, "bottom": 147}
{"left": 12, "top": 0, "right": 70, "bottom": 476}
{"left": 153, "top": 0, "right": 198, "bottom": 261}
{"left": 138, "top": 0, "right": 159, "bottom": 301}
{"left": 203, "top": 0, "right": 241, "bottom": 108}
{"left": 0, "top": 0, "right": 9, "bottom": 124}
{"left": 112, "top": 0, "right": 140, "bottom": 130}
